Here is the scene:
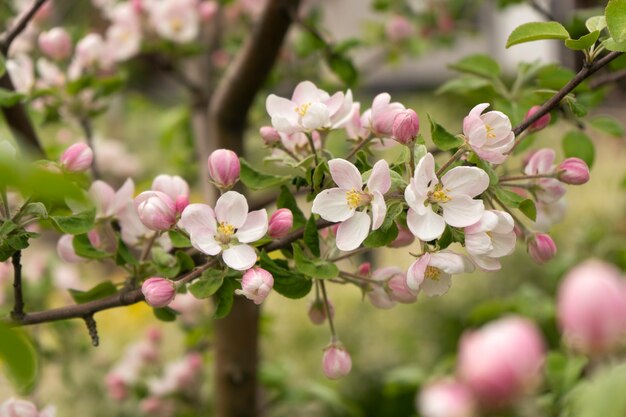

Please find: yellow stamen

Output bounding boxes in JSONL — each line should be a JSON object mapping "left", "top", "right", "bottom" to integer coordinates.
{"left": 295, "top": 102, "right": 311, "bottom": 117}
{"left": 170, "top": 18, "right": 183, "bottom": 33}
{"left": 429, "top": 184, "right": 451, "bottom": 204}
{"left": 485, "top": 124, "right": 497, "bottom": 139}
{"left": 425, "top": 266, "right": 441, "bottom": 281}
{"left": 217, "top": 222, "right": 235, "bottom": 236}
{"left": 346, "top": 190, "right": 362, "bottom": 209}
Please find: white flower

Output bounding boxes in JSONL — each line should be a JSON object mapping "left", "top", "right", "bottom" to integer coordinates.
{"left": 89, "top": 178, "right": 135, "bottom": 219}
{"left": 407, "top": 251, "right": 474, "bottom": 296}
{"left": 180, "top": 192, "right": 268, "bottom": 270}
{"left": 524, "top": 148, "right": 566, "bottom": 204}
{"left": 465, "top": 210, "right": 516, "bottom": 271}
{"left": 149, "top": 0, "right": 199, "bottom": 43}
{"left": 312, "top": 158, "right": 391, "bottom": 251}
{"left": 404, "top": 153, "right": 489, "bottom": 241}
{"left": 463, "top": 103, "right": 515, "bottom": 164}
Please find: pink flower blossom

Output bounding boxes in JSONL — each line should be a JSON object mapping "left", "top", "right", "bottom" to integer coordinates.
{"left": 527, "top": 233, "right": 557, "bottom": 264}
{"left": 0, "top": 398, "right": 39, "bottom": 417}
{"left": 207, "top": 149, "right": 240, "bottom": 190}
{"left": 152, "top": 174, "right": 190, "bottom": 203}
{"left": 463, "top": 103, "right": 515, "bottom": 164}
{"left": 267, "top": 208, "right": 293, "bottom": 238}
{"left": 392, "top": 109, "right": 420, "bottom": 144}
{"left": 524, "top": 149, "right": 566, "bottom": 204}
{"left": 405, "top": 153, "right": 488, "bottom": 241}
{"left": 344, "top": 103, "right": 368, "bottom": 140}
{"left": 312, "top": 159, "right": 391, "bottom": 251}
{"left": 134, "top": 191, "right": 177, "bottom": 231}
{"left": 385, "top": 15, "right": 414, "bottom": 42}
{"left": 259, "top": 126, "right": 281, "bottom": 145}
{"left": 59, "top": 143, "right": 93, "bottom": 172}
{"left": 105, "top": 22, "right": 141, "bottom": 62}
{"left": 322, "top": 343, "right": 352, "bottom": 379}
{"left": 56, "top": 230, "right": 101, "bottom": 263}
{"left": 89, "top": 178, "right": 135, "bottom": 219}
{"left": 407, "top": 251, "right": 474, "bottom": 296}
{"left": 235, "top": 267, "right": 274, "bottom": 304}
{"left": 557, "top": 157, "right": 590, "bottom": 185}
{"left": 389, "top": 224, "right": 415, "bottom": 247}
{"left": 418, "top": 380, "right": 476, "bottom": 417}
{"left": 142, "top": 277, "right": 176, "bottom": 308}
{"left": 362, "top": 93, "right": 406, "bottom": 138}
{"left": 525, "top": 105, "right": 551, "bottom": 131}
{"left": 180, "top": 192, "right": 267, "bottom": 270}
{"left": 465, "top": 210, "right": 516, "bottom": 271}
{"left": 148, "top": 0, "right": 200, "bottom": 43}
{"left": 38, "top": 27, "right": 72, "bottom": 60}
{"left": 74, "top": 33, "right": 108, "bottom": 69}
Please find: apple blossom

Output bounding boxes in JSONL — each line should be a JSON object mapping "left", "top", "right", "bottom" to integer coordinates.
{"left": 369, "top": 266, "right": 417, "bottom": 308}
{"left": 56, "top": 230, "right": 101, "bottom": 263}
{"left": 404, "top": 153, "right": 489, "bottom": 241}
{"left": 36, "top": 58, "right": 65, "bottom": 87}
{"left": 464, "top": 210, "right": 516, "bottom": 271}
{"left": 363, "top": 93, "right": 406, "bottom": 138}
{"left": 0, "top": 398, "right": 47, "bottom": 417}
{"left": 134, "top": 191, "right": 177, "bottom": 231}
{"left": 142, "top": 277, "right": 176, "bottom": 308}
{"left": 140, "top": 397, "right": 175, "bottom": 417}
{"left": 524, "top": 149, "right": 566, "bottom": 204}
{"left": 557, "top": 157, "right": 590, "bottom": 185}
{"left": 267, "top": 208, "right": 293, "bottom": 238}
{"left": 59, "top": 143, "right": 93, "bottom": 172}
{"left": 308, "top": 299, "right": 334, "bottom": 325}
{"left": 312, "top": 158, "right": 391, "bottom": 251}
{"left": 151, "top": 174, "right": 190, "bottom": 204}
{"left": 557, "top": 259, "right": 626, "bottom": 355}
{"left": 148, "top": 0, "right": 200, "bottom": 43}
{"left": 322, "top": 343, "right": 352, "bottom": 379}
{"left": 385, "top": 268, "right": 418, "bottom": 303}
{"left": 385, "top": 15, "right": 414, "bottom": 42}
{"left": 259, "top": 125, "right": 281, "bottom": 145}
{"left": 525, "top": 105, "right": 551, "bottom": 131}
{"left": 38, "top": 27, "right": 72, "bottom": 60}
{"left": 105, "top": 373, "right": 129, "bottom": 400}
{"left": 389, "top": 224, "right": 415, "bottom": 247}
{"left": 535, "top": 199, "right": 567, "bottom": 232}
{"left": 274, "top": 131, "right": 322, "bottom": 159}
{"left": 105, "top": 22, "right": 142, "bottom": 62}
{"left": 527, "top": 233, "right": 557, "bottom": 264}
{"left": 6, "top": 54, "right": 34, "bottom": 94}
{"left": 75, "top": 33, "right": 107, "bottom": 68}
{"left": 407, "top": 251, "right": 474, "bottom": 296}
{"left": 199, "top": 1, "right": 219, "bottom": 21}
{"left": 344, "top": 103, "right": 368, "bottom": 140}
{"left": 180, "top": 192, "right": 268, "bottom": 270}
{"left": 207, "top": 149, "right": 240, "bottom": 190}
{"left": 148, "top": 353, "right": 203, "bottom": 396}
{"left": 392, "top": 109, "right": 420, "bottom": 144}
{"left": 462, "top": 103, "right": 514, "bottom": 164}
{"left": 457, "top": 316, "right": 545, "bottom": 409}
{"left": 235, "top": 267, "right": 274, "bottom": 304}
{"left": 89, "top": 178, "right": 135, "bottom": 219}
{"left": 418, "top": 380, "right": 476, "bottom": 417}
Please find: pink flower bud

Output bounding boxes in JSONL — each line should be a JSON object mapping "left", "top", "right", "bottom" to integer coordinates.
{"left": 527, "top": 233, "right": 557, "bottom": 264}
{"left": 152, "top": 174, "right": 190, "bottom": 201}
{"left": 389, "top": 224, "right": 415, "bottom": 247}
{"left": 385, "top": 15, "right": 414, "bottom": 42}
{"left": 142, "top": 277, "right": 176, "bottom": 308}
{"left": 175, "top": 195, "right": 189, "bottom": 214}
{"left": 105, "top": 373, "right": 129, "bottom": 400}
{"left": 308, "top": 299, "right": 334, "bottom": 325}
{"left": 0, "top": 398, "right": 39, "bottom": 417}
{"left": 134, "top": 191, "right": 177, "bottom": 231}
{"left": 235, "top": 267, "right": 274, "bottom": 304}
{"left": 268, "top": 209, "right": 293, "bottom": 238}
{"left": 418, "top": 380, "right": 477, "bottom": 417}
{"left": 457, "top": 316, "right": 545, "bottom": 409}
{"left": 260, "top": 126, "right": 281, "bottom": 145}
{"left": 60, "top": 143, "right": 93, "bottom": 172}
{"left": 557, "top": 260, "right": 626, "bottom": 356}
{"left": 38, "top": 27, "right": 72, "bottom": 60}
{"left": 199, "top": 1, "right": 218, "bottom": 21}
{"left": 146, "top": 326, "right": 162, "bottom": 344}
{"left": 525, "top": 106, "right": 551, "bottom": 132}
{"left": 392, "top": 109, "right": 420, "bottom": 145}
{"left": 207, "top": 149, "right": 240, "bottom": 189}
{"left": 358, "top": 262, "right": 371, "bottom": 276}
{"left": 322, "top": 343, "right": 352, "bottom": 379}
{"left": 557, "top": 158, "right": 590, "bottom": 185}
{"left": 140, "top": 397, "right": 175, "bottom": 417}
{"left": 57, "top": 230, "right": 101, "bottom": 263}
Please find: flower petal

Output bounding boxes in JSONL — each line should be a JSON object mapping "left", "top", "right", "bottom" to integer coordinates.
{"left": 336, "top": 211, "right": 371, "bottom": 251}
{"left": 292, "top": 80, "right": 321, "bottom": 104}
{"left": 266, "top": 94, "right": 297, "bottom": 121}
{"left": 490, "top": 231, "right": 517, "bottom": 257}
{"left": 302, "top": 102, "right": 330, "bottom": 130}
{"left": 465, "top": 232, "right": 493, "bottom": 256}
{"left": 442, "top": 166, "right": 489, "bottom": 198}
{"left": 406, "top": 207, "right": 445, "bottom": 241}
{"left": 311, "top": 188, "right": 355, "bottom": 222}
{"left": 367, "top": 159, "right": 391, "bottom": 194}
{"left": 236, "top": 209, "right": 268, "bottom": 243}
{"left": 329, "top": 159, "right": 362, "bottom": 190}
{"left": 413, "top": 153, "right": 438, "bottom": 192}
{"left": 370, "top": 191, "right": 387, "bottom": 230}
{"left": 429, "top": 251, "right": 475, "bottom": 274}
{"left": 442, "top": 196, "right": 484, "bottom": 228}
{"left": 180, "top": 203, "right": 217, "bottom": 235}
{"left": 222, "top": 244, "right": 257, "bottom": 271}
{"left": 215, "top": 191, "right": 248, "bottom": 228}
{"left": 190, "top": 228, "right": 221, "bottom": 256}
{"left": 406, "top": 253, "right": 430, "bottom": 291}
{"left": 469, "top": 253, "right": 501, "bottom": 271}
{"left": 421, "top": 272, "right": 452, "bottom": 297}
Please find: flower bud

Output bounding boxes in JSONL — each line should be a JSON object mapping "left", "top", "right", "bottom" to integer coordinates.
{"left": 175, "top": 195, "right": 189, "bottom": 214}
{"left": 392, "top": 109, "right": 420, "bottom": 145}
{"left": 385, "top": 15, "right": 414, "bottom": 42}
{"left": 418, "top": 380, "right": 477, "bottom": 417}
{"left": 358, "top": 262, "right": 371, "bottom": 276}
{"left": 0, "top": 398, "right": 39, "bottom": 417}
{"left": 527, "top": 233, "right": 557, "bottom": 264}
{"left": 557, "top": 158, "right": 590, "bottom": 185}
{"left": 134, "top": 191, "right": 177, "bottom": 231}
{"left": 557, "top": 259, "right": 626, "bottom": 356}
{"left": 389, "top": 224, "right": 415, "bottom": 248}
{"left": 142, "top": 277, "right": 176, "bottom": 308}
{"left": 268, "top": 208, "right": 293, "bottom": 238}
{"left": 368, "top": 286, "right": 395, "bottom": 309}
{"left": 308, "top": 299, "right": 334, "bottom": 325}
{"left": 151, "top": 174, "right": 190, "bottom": 201}
{"left": 105, "top": 373, "right": 129, "bottom": 401}
{"left": 457, "top": 316, "right": 545, "bottom": 409}
{"left": 38, "top": 27, "right": 72, "bottom": 60}
{"left": 259, "top": 126, "right": 281, "bottom": 145}
{"left": 235, "top": 267, "right": 274, "bottom": 304}
{"left": 525, "top": 105, "right": 551, "bottom": 132}
{"left": 207, "top": 149, "right": 240, "bottom": 189}
{"left": 198, "top": 1, "right": 218, "bottom": 21}
{"left": 60, "top": 143, "right": 93, "bottom": 172}
{"left": 322, "top": 343, "right": 352, "bottom": 379}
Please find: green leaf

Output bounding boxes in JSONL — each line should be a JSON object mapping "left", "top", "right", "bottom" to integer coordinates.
{"left": 152, "top": 247, "right": 180, "bottom": 278}
{"left": 303, "top": 216, "right": 321, "bottom": 257}
{"left": 562, "top": 130, "right": 595, "bottom": 167}
{"left": 259, "top": 251, "right": 312, "bottom": 299}
{"left": 292, "top": 244, "right": 338, "bottom": 279}
{"left": 50, "top": 208, "right": 96, "bottom": 235}
{"left": 0, "top": 323, "right": 38, "bottom": 393}
{"left": 363, "top": 222, "right": 399, "bottom": 247}
{"left": 519, "top": 199, "right": 537, "bottom": 221}
{"left": 188, "top": 269, "right": 225, "bottom": 299}
{"left": 153, "top": 306, "right": 179, "bottom": 322}
{"left": 0, "top": 220, "right": 18, "bottom": 236}
{"left": 586, "top": 15, "right": 607, "bottom": 33}
{"left": 239, "top": 159, "right": 290, "bottom": 190}
{"left": 0, "top": 88, "right": 24, "bottom": 107}
{"left": 564, "top": 31, "right": 600, "bottom": 50}
{"left": 214, "top": 278, "right": 238, "bottom": 319}
{"left": 494, "top": 188, "right": 526, "bottom": 208}
{"left": 545, "top": 351, "right": 588, "bottom": 395}
{"left": 606, "top": 0, "right": 626, "bottom": 43}
{"left": 68, "top": 281, "right": 117, "bottom": 304}
{"left": 327, "top": 53, "right": 358, "bottom": 86}
{"left": 168, "top": 230, "right": 191, "bottom": 248}
{"left": 436, "top": 76, "right": 493, "bottom": 96}
{"left": 115, "top": 237, "right": 138, "bottom": 266}
{"left": 506, "top": 22, "right": 570, "bottom": 48}
{"left": 0, "top": 55, "right": 5, "bottom": 77}
{"left": 7, "top": 232, "right": 34, "bottom": 250}
{"left": 175, "top": 251, "right": 194, "bottom": 272}
{"left": 72, "top": 233, "right": 110, "bottom": 259}
{"left": 295, "top": 30, "right": 327, "bottom": 57}
{"left": 428, "top": 114, "right": 464, "bottom": 151}
{"left": 449, "top": 54, "right": 501, "bottom": 78}
{"left": 277, "top": 185, "right": 306, "bottom": 229}
{"left": 476, "top": 159, "right": 499, "bottom": 185}
{"left": 603, "top": 37, "right": 626, "bottom": 52}
{"left": 312, "top": 161, "right": 328, "bottom": 193}
{"left": 19, "top": 202, "right": 48, "bottom": 220}
{"left": 590, "top": 115, "right": 625, "bottom": 137}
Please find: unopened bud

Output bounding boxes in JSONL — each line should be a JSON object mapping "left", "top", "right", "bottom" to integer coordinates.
{"left": 527, "top": 233, "right": 557, "bottom": 264}
{"left": 235, "top": 267, "right": 274, "bottom": 304}
{"left": 60, "top": 143, "right": 93, "bottom": 172}
{"left": 357, "top": 262, "right": 371, "bottom": 276}
{"left": 322, "top": 343, "right": 352, "bottom": 379}
{"left": 260, "top": 126, "right": 281, "bottom": 145}
{"left": 142, "top": 277, "right": 176, "bottom": 308}
{"left": 308, "top": 299, "right": 334, "bottom": 325}
{"left": 134, "top": 191, "right": 177, "bottom": 231}
{"left": 38, "top": 27, "right": 72, "bottom": 60}
{"left": 392, "top": 109, "right": 420, "bottom": 145}
{"left": 525, "top": 106, "right": 551, "bottom": 132}
{"left": 389, "top": 224, "right": 415, "bottom": 248}
{"left": 268, "top": 208, "right": 293, "bottom": 238}
{"left": 557, "top": 158, "right": 589, "bottom": 185}
{"left": 207, "top": 149, "right": 240, "bottom": 189}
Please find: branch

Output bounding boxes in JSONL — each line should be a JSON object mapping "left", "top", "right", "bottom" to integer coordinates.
{"left": 589, "top": 68, "right": 626, "bottom": 89}
{"left": 10, "top": 251, "right": 24, "bottom": 320}
{"left": 0, "top": 0, "right": 48, "bottom": 55}
{"left": 527, "top": 0, "right": 556, "bottom": 22}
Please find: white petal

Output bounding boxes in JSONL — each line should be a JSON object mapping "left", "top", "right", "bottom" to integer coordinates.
{"left": 215, "top": 191, "right": 248, "bottom": 228}
{"left": 467, "top": 103, "right": 490, "bottom": 119}
{"left": 236, "top": 209, "right": 268, "bottom": 243}
{"left": 190, "top": 229, "right": 221, "bottom": 256}
{"left": 302, "top": 102, "right": 330, "bottom": 130}
{"left": 311, "top": 188, "right": 355, "bottom": 222}
{"left": 429, "top": 251, "right": 475, "bottom": 274}
{"left": 406, "top": 207, "right": 445, "bottom": 241}
{"left": 180, "top": 203, "right": 217, "bottom": 235}
{"left": 329, "top": 159, "right": 362, "bottom": 190}
{"left": 370, "top": 191, "right": 386, "bottom": 230}
{"left": 421, "top": 273, "right": 452, "bottom": 297}
{"left": 490, "top": 231, "right": 517, "bottom": 257}
{"left": 292, "top": 80, "right": 320, "bottom": 104}
{"left": 222, "top": 244, "right": 257, "bottom": 271}
{"left": 112, "top": 178, "right": 135, "bottom": 217}
{"left": 413, "top": 153, "right": 438, "bottom": 193}
{"left": 266, "top": 94, "right": 297, "bottom": 122}
{"left": 406, "top": 254, "right": 430, "bottom": 291}
{"left": 336, "top": 211, "right": 371, "bottom": 251}
{"left": 442, "top": 196, "right": 484, "bottom": 228}
{"left": 465, "top": 210, "right": 499, "bottom": 235}
{"left": 465, "top": 232, "right": 493, "bottom": 256}
{"left": 442, "top": 167, "right": 489, "bottom": 198}
{"left": 470, "top": 253, "right": 501, "bottom": 271}
{"left": 492, "top": 210, "right": 514, "bottom": 233}
{"left": 367, "top": 159, "right": 391, "bottom": 194}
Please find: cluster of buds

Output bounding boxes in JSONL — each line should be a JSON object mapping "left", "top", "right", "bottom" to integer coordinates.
{"left": 0, "top": 398, "right": 56, "bottom": 417}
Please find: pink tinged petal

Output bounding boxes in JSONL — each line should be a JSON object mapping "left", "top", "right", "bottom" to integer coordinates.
{"left": 413, "top": 153, "right": 438, "bottom": 193}
{"left": 329, "top": 159, "right": 363, "bottom": 190}
{"left": 190, "top": 229, "right": 221, "bottom": 256}
{"left": 236, "top": 209, "right": 268, "bottom": 243}
{"left": 468, "top": 103, "right": 490, "bottom": 119}
{"left": 180, "top": 203, "right": 217, "bottom": 235}
{"left": 429, "top": 251, "right": 475, "bottom": 274}
{"left": 371, "top": 93, "right": 391, "bottom": 112}
{"left": 291, "top": 80, "right": 320, "bottom": 104}
{"left": 404, "top": 178, "right": 428, "bottom": 213}
{"left": 215, "top": 191, "right": 248, "bottom": 228}
{"left": 482, "top": 111, "right": 512, "bottom": 132}
{"left": 324, "top": 91, "right": 345, "bottom": 116}
{"left": 465, "top": 210, "right": 499, "bottom": 235}
{"left": 367, "top": 159, "right": 391, "bottom": 194}
{"left": 524, "top": 148, "right": 556, "bottom": 175}
{"left": 336, "top": 211, "right": 371, "bottom": 251}
{"left": 490, "top": 231, "right": 517, "bottom": 257}
{"left": 112, "top": 178, "right": 135, "bottom": 217}
{"left": 301, "top": 102, "right": 330, "bottom": 130}
{"left": 421, "top": 272, "right": 452, "bottom": 296}
{"left": 406, "top": 207, "right": 446, "bottom": 241}
{"left": 465, "top": 116, "right": 487, "bottom": 147}
{"left": 406, "top": 253, "right": 430, "bottom": 291}
{"left": 266, "top": 95, "right": 297, "bottom": 121}
{"left": 465, "top": 232, "right": 493, "bottom": 256}
{"left": 222, "top": 244, "right": 257, "bottom": 271}
{"left": 331, "top": 90, "right": 354, "bottom": 127}
{"left": 370, "top": 191, "right": 386, "bottom": 230}
{"left": 89, "top": 180, "right": 115, "bottom": 217}
{"left": 442, "top": 196, "right": 484, "bottom": 228}
{"left": 442, "top": 167, "right": 489, "bottom": 198}
{"left": 475, "top": 147, "right": 508, "bottom": 165}
{"left": 470, "top": 253, "right": 502, "bottom": 271}
{"left": 311, "top": 188, "right": 355, "bottom": 222}
{"left": 492, "top": 211, "right": 515, "bottom": 233}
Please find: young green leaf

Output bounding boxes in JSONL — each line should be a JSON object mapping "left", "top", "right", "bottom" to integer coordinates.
{"left": 239, "top": 158, "right": 290, "bottom": 190}
{"left": 494, "top": 188, "right": 526, "bottom": 208}
{"left": 519, "top": 199, "right": 537, "bottom": 221}
{"left": 586, "top": 15, "right": 607, "bottom": 33}
{"left": 590, "top": 115, "right": 625, "bottom": 137}
{"left": 449, "top": 54, "right": 501, "bottom": 79}
{"left": 213, "top": 278, "right": 238, "bottom": 319}
{"left": 0, "top": 323, "right": 38, "bottom": 393}
{"left": 168, "top": 229, "right": 191, "bottom": 248}
{"left": 327, "top": 53, "right": 358, "bottom": 86}
{"left": 50, "top": 208, "right": 96, "bottom": 235}
{"left": 606, "top": 0, "right": 626, "bottom": 43}
{"left": 363, "top": 222, "right": 399, "bottom": 247}
{"left": 73, "top": 233, "right": 110, "bottom": 259}
{"left": 277, "top": 185, "right": 306, "bottom": 229}
{"left": 68, "top": 281, "right": 117, "bottom": 304}
{"left": 562, "top": 131, "right": 595, "bottom": 167}
{"left": 292, "top": 244, "right": 338, "bottom": 279}
{"left": 506, "top": 22, "right": 570, "bottom": 48}
{"left": 259, "top": 251, "right": 312, "bottom": 299}
{"left": 303, "top": 215, "right": 321, "bottom": 257}
{"left": 564, "top": 31, "right": 600, "bottom": 51}
{"left": 188, "top": 269, "right": 225, "bottom": 299}
{"left": 153, "top": 306, "right": 179, "bottom": 322}
{"left": 428, "top": 114, "right": 464, "bottom": 151}
{"left": 115, "top": 237, "right": 138, "bottom": 266}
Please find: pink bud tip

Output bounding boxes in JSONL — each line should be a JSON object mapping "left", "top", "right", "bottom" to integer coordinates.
{"left": 235, "top": 267, "right": 274, "bottom": 304}
{"left": 268, "top": 208, "right": 293, "bottom": 238}
{"left": 199, "top": 1, "right": 218, "bottom": 21}
{"left": 322, "top": 343, "right": 352, "bottom": 379}
{"left": 60, "top": 143, "right": 93, "bottom": 172}
{"left": 259, "top": 126, "right": 281, "bottom": 145}
{"left": 557, "top": 158, "right": 590, "bottom": 185}
{"left": 142, "top": 277, "right": 176, "bottom": 308}
{"left": 207, "top": 149, "right": 240, "bottom": 190}
{"left": 38, "top": 27, "right": 72, "bottom": 60}
{"left": 527, "top": 233, "right": 557, "bottom": 264}
{"left": 389, "top": 224, "right": 415, "bottom": 248}
{"left": 358, "top": 262, "right": 371, "bottom": 276}
{"left": 392, "top": 109, "right": 420, "bottom": 145}
{"left": 525, "top": 106, "right": 551, "bottom": 132}
{"left": 175, "top": 195, "right": 190, "bottom": 214}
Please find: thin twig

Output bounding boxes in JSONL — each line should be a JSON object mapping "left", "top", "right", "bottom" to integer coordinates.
{"left": 345, "top": 137, "right": 372, "bottom": 161}
{"left": 436, "top": 147, "right": 467, "bottom": 177}
{"left": 500, "top": 173, "right": 556, "bottom": 182}
{"left": 589, "top": 68, "right": 626, "bottom": 89}
{"left": 10, "top": 251, "right": 25, "bottom": 320}
{"left": 527, "top": 0, "right": 556, "bottom": 22}
{"left": 0, "top": 0, "right": 49, "bottom": 55}
{"left": 328, "top": 247, "right": 369, "bottom": 263}
{"left": 79, "top": 117, "right": 100, "bottom": 179}
{"left": 318, "top": 280, "right": 337, "bottom": 341}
